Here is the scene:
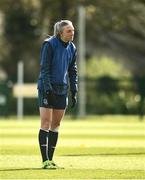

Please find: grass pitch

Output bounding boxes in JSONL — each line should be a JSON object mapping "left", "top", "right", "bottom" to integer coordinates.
{"left": 0, "top": 115, "right": 145, "bottom": 179}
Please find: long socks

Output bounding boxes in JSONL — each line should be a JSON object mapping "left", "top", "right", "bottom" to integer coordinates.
{"left": 39, "top": 129, "right": 58, "bottom": 162}
{"left": 48, "top": 130, "right": 58, "bottom": 161}
{"left": 38, "top": 129, "right": 49, "bottom": 162}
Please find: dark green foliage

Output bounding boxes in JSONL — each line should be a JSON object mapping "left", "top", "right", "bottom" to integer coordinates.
{"left": 97, "top": 76, "right": 119, "bottom": 95}
{"left": 1, "top": 0, "right": 145, "bottom": 82}
{"left": 0, "top": 0, "right": 145, "bottom": 115}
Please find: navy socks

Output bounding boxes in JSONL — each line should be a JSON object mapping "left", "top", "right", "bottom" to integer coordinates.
{"left": 48, "top": 130, "right": 58, "bottom": 161}
{"left": 39, "top": 129, "right": 58, "bottom": 162}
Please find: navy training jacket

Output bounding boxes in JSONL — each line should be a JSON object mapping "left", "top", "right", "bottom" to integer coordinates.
{"left": 37, "top": 36, "right": 78, "bottom": 95}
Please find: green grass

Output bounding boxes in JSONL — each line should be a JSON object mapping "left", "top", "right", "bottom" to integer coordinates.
{"left": 0, "top": 115, "right": 145, "bottom": 179}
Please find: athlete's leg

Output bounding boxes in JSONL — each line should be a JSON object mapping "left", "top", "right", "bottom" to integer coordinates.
{"left": 40, "top": 107, "right": 52, "bottom": 130}
{"left": 38, "top": 107, "right": 52, "bottom": 163}
{"left": 48, "top": 109, "right": 65, "bottom": 161}
{"left": 51, "top": 109, "right": 65, "bottom": 131}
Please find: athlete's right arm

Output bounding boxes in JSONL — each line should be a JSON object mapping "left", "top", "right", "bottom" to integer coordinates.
{"left": 40, "top": 42, "right": 53, "bottom": 93}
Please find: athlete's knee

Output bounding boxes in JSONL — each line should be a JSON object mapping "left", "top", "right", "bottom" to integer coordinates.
{"left": 39, "top": 107, "right": 52, "bottom": 129}
{"left": 41, "top": 117, "right": 51, "bottom": 129}
{"left": 50, "top": 125, "right": 60, "bottom": 132}
{"left": 50, "top": 121, "right": 60, "bottom": 132}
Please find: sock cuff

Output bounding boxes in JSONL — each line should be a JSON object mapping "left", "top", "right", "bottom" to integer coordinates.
{"left": 40, "top": 128, "right": 49, "bottom": 133}
{"left": 49, "top": 129, "right": 58, "bottom": 134}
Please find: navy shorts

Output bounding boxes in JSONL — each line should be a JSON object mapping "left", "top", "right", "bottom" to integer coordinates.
{"left": 38, "top": 90, "right": 68, "bottom": 109}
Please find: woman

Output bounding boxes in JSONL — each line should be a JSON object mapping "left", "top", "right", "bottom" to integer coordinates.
{"left": 37, "top": 20, "right": 78, "bottom": 169}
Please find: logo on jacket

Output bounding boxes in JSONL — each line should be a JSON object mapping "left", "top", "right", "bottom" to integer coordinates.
{"left": 43, "top": 98, "right": 48, "bottom": 105}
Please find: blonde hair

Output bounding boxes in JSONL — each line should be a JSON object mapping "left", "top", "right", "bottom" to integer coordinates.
{"left": 53, "top": 20, "right": 73, "bottom": 37}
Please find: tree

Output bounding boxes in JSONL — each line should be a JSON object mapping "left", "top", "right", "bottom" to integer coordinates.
{"left": 0, "top": 0, "right": 40, "bottom": 81}
{"left": 0, "top": 0, "right": 145, "bottom": 81}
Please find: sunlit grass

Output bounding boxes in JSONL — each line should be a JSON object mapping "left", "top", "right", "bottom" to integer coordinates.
{"left": 0, "top": 115, "right": 145, "bottom": 179}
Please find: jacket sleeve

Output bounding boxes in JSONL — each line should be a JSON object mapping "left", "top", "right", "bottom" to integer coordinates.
{"left": 68, "top": 50, "right": 78, "bottom": 93}
{"left": 40, "top": 41, "right": 53, "bottom": 93}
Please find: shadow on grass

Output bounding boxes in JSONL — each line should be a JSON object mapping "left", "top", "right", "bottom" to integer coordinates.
{"left": 0, "top": 168, "right": 57, "bottom": 171}
{"left": 63, "top": 152, "right": 145, "bottom": 156}
{"left": 0, "top": 168, "right": 40, "bottom": 171}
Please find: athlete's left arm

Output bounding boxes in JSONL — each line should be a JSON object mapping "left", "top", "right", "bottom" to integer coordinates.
{"left": 68, "top": 50, "right": 78, "bottom": 93}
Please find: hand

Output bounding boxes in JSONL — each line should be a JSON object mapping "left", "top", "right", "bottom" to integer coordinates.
{"left": 71, "top": 92, "right": 77, "bottom": 108}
